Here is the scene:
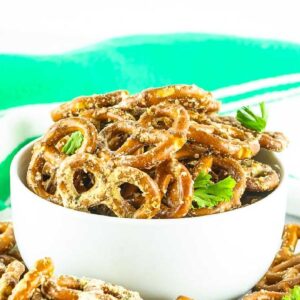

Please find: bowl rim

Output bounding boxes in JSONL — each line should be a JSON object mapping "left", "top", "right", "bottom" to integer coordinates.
{"left": 10, "top": 139, "right": 287, "bottom": 224}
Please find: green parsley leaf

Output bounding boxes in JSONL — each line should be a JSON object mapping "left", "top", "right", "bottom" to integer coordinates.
{"left": 236, "top": 102, "right": 268, "bottom": 132}
{"left": 192, "top": 171, "right": 236, "bottom": 208}
{"left": 283, "top": 286, "right": 300, "bottom": 300}
{"left": 62, "top": 131, "right": 84, "bottom": 155}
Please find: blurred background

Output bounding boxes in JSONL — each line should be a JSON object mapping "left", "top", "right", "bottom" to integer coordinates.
{"left": 1, "top": 0, "right": 300, "bottom": 54}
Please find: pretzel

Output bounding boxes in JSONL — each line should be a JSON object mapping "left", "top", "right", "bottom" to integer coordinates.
{"left": 188, "top": 120, "right": 260, "bottom": 159}
{"left": 98, "top": 121, "right": 184, "bottom": 169}
{"left": 259, "top": 132, "right": 289, "bottom": 152}
{"left": 117, "top": 103, "right": 189, "bottom": 161}
{"left": 242, "top": 290, "right": 286, "bottom": 300}
{"left": 155, "top": 159, "right": 193, "bottom": 218}
{"left": 119, "top": 85, "right": 215, "bottom": 113}
{"left": 80, "top": 107, "right": 135, "bottom": 131}
{"left": 255, "top": 224, "right": 300, "bottom": 292}
{"left": 273, "top": 224, "right": 300, "bottom": 267}
{"left": 0, "top": 260, "right": 25, "bottom": 299}
{"left": 27, "top": 117, "right": 98, "bottom": 203}
{"left": 41, "top": 275, "right": 142, "bottom": 300}
{"left": 189, "top": 156, "right": 246, "bottom": 216}
{"left": 9, "top": 257, "right": 54, "bottom": 300}
{"left": 104, "top": 166, "right": 161, "bottom": 218}
{"left": 241, "top": 159, "right": 280, "bottom": 192}
{"left": 0, "top": 223, "right": 15, "bottom": 255}
{"left": 51, "top": 90, "right": 129, "bottom": 121}
{"left": 56, "top": 153, "right": 108, "bottom": 211}
{"left": 176, "top": 296, "right": 194, "bottom": 300}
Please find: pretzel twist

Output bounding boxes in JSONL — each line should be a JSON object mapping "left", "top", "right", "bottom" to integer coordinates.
{"left": 188, "top": 120, "right": 260, "bottom": 159}
{"left": 189, "top": 156, "right": 246, "bottom": 216}
{"left": 0, "top": 260, "right": 25, "bottom": 300}
{"left": 155, "top": 159, "right": 193, "bottom": 218}
{"left": 27, "top": 117, "right": 98, "bottom": 203}
{"left": 104, "top": 166, "right": 161, "bottom": 219}
{"left": 241, "top": 159, "right": 280, "bottom": 192}
{"left": 51, "top": 91, "right": 129, "bottom": 121}
{"left": 42, "top": 275, "right": 142, "bottom": 300}
{"left": 0, "top": 223, "right": 15, "bottom": 255}
{"left": 98, "top": 121, "right": 184, "bottom": 169}
{"left": 9, "top": 257, "right": 54, "bottom": 300}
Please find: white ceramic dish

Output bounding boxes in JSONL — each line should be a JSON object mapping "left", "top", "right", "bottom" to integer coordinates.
{"left": 10, "top": 140, "right": 287, "bottom": 300}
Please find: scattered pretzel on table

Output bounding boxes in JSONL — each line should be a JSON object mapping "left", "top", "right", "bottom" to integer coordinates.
{"left": 27, "top": 84, "right": 287, "bottom": 219}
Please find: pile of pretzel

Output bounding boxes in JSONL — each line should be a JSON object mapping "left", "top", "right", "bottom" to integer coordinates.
{"left": 27, "top": 85, "right": 288, "bottom": 218}
{"left": 0, "top": 222, "right": 142, "bottom": 299}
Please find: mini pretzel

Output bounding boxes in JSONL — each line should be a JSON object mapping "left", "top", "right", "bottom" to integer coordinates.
{"left": 155, "top": 159, "right": 193, "bottom": 218}
{"left": 120, "top": 84, "right": 215, "bottom": 113}
{"left": 80, "top": 107, "right": 135, "bottom": 131}
{"left": 273, "top": 224, "right": 300, "bottom": 266}
{"left": 41, "top": 275, "right": 142, "bottom": 300}
{"left": 98, "top": 121, "right": 184, "bottom": 169}
{"left": 241, "top": 159, "right": 280, "bottom": 192}
{"left": 242, "top": 290, "right": 286, "bottom": 300}
{"left": 255, "top": 224, "right": 300, "bottom": 292}
{"left": 259, "top": 132, "right": 289, "bottom": 152}
{"left": 51, "top": 90, "right": 129, "bottom": 121}
{"left": 104, "top": 166, "right": 161, "bottom": 218}
{"left": 0, "top": 223, "right": 15, "bottom": 255}
{"left": 189, "top": 156, "right": 246, "bottom": 216}
{"left": 27, "top": 117, "right": 98, "bottom": 203}
{"left": 56, "top": 153, "right": 108, "bottom": 211}
{"left": 0, "top": 260, "right": 25, "bottom": 299}
{"left": 9, "top": 257, "right": 54, "bottom": 300}
{"left": 117, "top": 103, "right": 189, "bottom": 159}
{"left": 188, "top": 120, "right": 260, "bottom": 159}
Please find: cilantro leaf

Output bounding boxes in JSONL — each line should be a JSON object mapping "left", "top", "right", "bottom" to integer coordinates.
{"left": 192, "top": 171, "right": 236, "bottom": 209}
{"left": 236, "top": 102, "right": 268, "bottom": 132}
{"left": 283, "top": 286, "right": 300, "bottom": 300}
{"left": 62, "top": 131, "right": 84, "bottom": 155}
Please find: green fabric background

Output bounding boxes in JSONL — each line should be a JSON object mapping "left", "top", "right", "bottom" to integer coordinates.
{"left": 1, "top": 33, "right": 300, "bottom": 110}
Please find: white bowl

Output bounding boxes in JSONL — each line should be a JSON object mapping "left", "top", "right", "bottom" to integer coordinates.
{"left": 10, "top": 140, "right": 287, "bottom": 300}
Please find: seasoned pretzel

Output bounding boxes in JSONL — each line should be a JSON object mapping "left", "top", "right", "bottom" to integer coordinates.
{"left": 98, "top": 121, "right": 184, "bottom": 169}
{"left": 42, "top": 275, "right": 142, "bottom": 300}
{"left": 120, "top": 85, "right": 215, "bottom": 113}
{"left": 117, "top": 103, "right": 189, "bottom": 159}
{"left": 242, "top": 290, "right": 286, "bottom": 300}
{"left": 9, "top": 257, "right": 54, "bottom": 300}
{"left": 80, "top": 107, "right": 135, "bottom": 130}
{"left": 0, "top": 223, "right": 15, "bottom": 255}
{"left": 255, "top": 224, "right": 300, "bottom": 292}
{"left": 104, "top": 166, "right": 161, "bottom": 218}
{"left": 241, "top": 159, "right": 280, "bottom": 192}
{"left": 155, "top": 159, "right": 193, "bottom": 218}
{"left": 189, "top": 156, "right": 246, "bottom": 216}
{"left": 273, "top": 224, "right": 300, "bottom": 267}
{"left": 188, "top": 120, "right": 260, "bottom": 159}
{"left": 56, "top": 153, "right": 108, "bottom": 211}
{"left": 27, "top": 117, "right": 98, "bottom": 203}
{"left": 51, "top": 90, "right": 129, "bottom": 121}
{"left": 259, "top": 132, "right": 289, "bottom": 152}
{"left": 0, "top": 260, "right": 25, "bottom": 299}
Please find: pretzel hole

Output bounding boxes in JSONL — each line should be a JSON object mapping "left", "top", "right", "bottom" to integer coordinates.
{"left": 73, "top": 170, "right": 95, "bottom": 193}
{"left": 89, "top": 204, "right": 117, "bottom": 217}
{"left": 120, "top": 183, "right": 144, "bottom": 209}
{"left": 107, "top": 132, "right": 130, "bottom": 151}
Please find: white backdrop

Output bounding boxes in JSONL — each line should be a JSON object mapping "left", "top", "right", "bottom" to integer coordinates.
{"left": 1, "top": 0, "right": 300, "bottom": 54}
